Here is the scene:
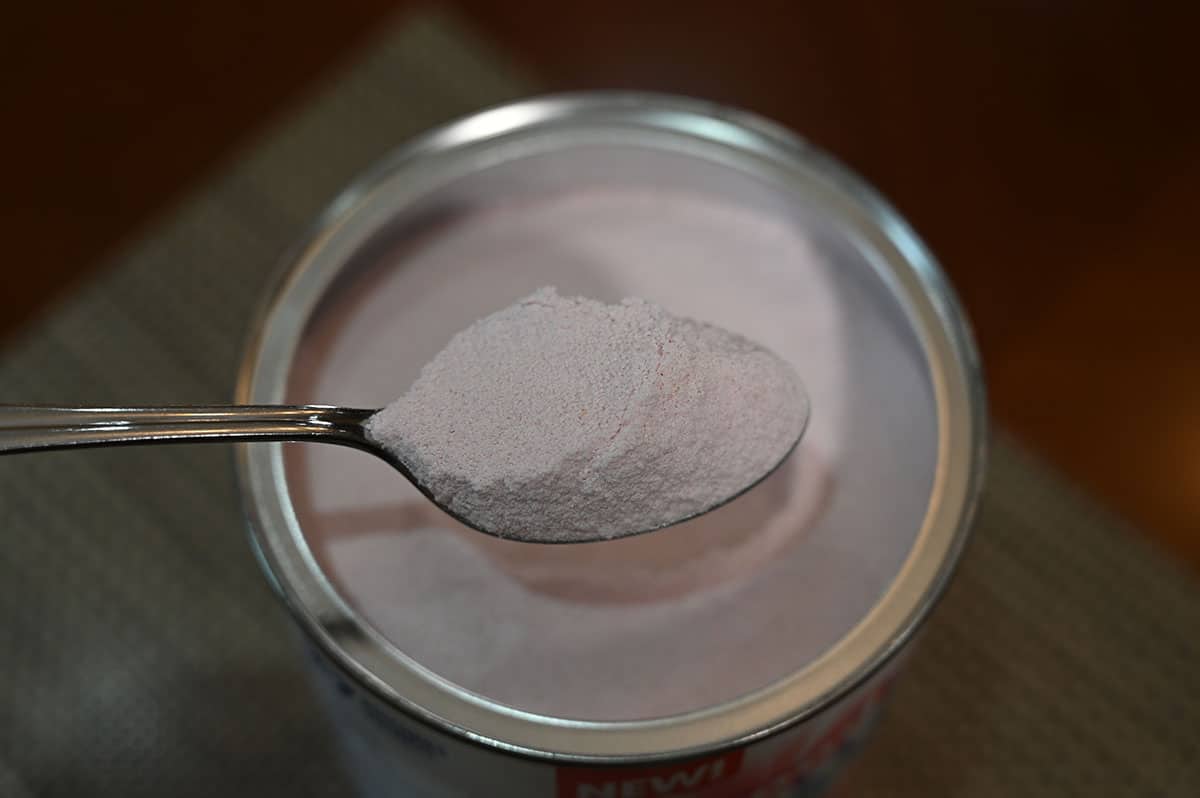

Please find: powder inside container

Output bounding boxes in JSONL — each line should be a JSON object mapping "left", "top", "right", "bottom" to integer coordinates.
{"left": 365, "top": 286, "right": 808, "bottom": 542}
{"left": 286, "top": 185, "right": 937, "bottom": 721}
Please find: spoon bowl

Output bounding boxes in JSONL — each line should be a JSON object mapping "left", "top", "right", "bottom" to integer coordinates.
{"left": 0, "top": 404, "right": 805, "bottom": 543}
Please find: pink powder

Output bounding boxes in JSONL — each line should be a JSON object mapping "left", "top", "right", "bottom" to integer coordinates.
{"left": 285, "top": 187, "right": 934, "bottom": 721}
{"left": 364, "top": 287, "right": 808, "bottom": 542}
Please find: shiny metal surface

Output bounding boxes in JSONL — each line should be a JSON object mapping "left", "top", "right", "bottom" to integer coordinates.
{"left": 236, "top": 92, "right": 988, "bottom": 761}
{"left": 0, "top": 405, "right": 374, "bottom": 453}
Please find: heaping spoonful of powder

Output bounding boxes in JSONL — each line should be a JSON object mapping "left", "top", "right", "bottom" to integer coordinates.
{"left": 366, "top": 286, "right": 808, "bottom": 543}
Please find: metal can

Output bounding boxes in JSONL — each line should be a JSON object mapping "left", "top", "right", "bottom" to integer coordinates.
{"left": 236, "top": 93, "right": 986, "bottom": 797}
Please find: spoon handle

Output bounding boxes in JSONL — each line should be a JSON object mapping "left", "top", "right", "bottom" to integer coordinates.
{"left": 0, "top": 405, "right": 376, "bottom": 454}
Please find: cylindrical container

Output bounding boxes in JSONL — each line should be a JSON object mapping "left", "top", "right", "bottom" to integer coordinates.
{"left": 237, "top": 93, "right": 986, "bottom": 797}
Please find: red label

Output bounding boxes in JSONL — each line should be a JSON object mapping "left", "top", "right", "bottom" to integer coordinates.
{"left": 753, "top": 675, "right": 898, "bottom": 789}
{"left": 557, "top": 750, "right": 745, "bottom": 798}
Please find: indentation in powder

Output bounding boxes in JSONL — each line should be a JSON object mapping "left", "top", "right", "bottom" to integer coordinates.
{"left": 283, "top": 184, "right": 908, "bottom": 721}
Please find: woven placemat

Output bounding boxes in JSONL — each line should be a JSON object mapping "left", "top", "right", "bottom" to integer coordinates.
{"left": 1, "top": 9, "right": 1196, "bottom": 797}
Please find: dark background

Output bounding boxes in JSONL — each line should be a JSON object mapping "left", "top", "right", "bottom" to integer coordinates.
{"left": 4, "top": 1, "right": 1198, "bottom": 568}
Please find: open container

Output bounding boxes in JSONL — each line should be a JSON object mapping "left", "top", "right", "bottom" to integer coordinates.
{"left": 237, "top": 93, "right": 986, "bottom": 797}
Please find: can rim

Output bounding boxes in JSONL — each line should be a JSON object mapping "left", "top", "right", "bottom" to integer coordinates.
{"left": 234, "top": 91, "right": 988, "bottom": 762}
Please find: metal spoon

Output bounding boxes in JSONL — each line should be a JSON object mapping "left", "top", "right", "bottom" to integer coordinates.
{"left": 0, "top": 404, "right": 804, "bottom": 543}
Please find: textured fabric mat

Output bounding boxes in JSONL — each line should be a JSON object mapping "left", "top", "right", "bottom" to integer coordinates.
{"left": 1, "top": 9, "right": 1197, "bottom": 797}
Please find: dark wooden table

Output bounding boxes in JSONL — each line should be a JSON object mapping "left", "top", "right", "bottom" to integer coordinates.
{"left": 4, "top": 1, "right": 1198, "bottom": 568}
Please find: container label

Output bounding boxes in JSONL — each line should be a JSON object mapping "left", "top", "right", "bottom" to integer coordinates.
{"left": 556, "top": 750, "right": 744, "bottom": 797}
